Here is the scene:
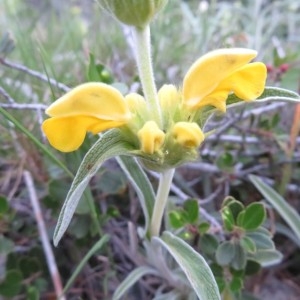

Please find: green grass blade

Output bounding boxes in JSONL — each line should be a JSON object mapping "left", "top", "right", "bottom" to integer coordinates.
{"left": 155, "top": 231, "right": 221, "bottom": 300}
{"left": 62, "top": 234, "right": 110, "bottom": 296}
{"left": 113, "top": 266, "right": 159, "bottom": 300}
{"left": 249, "top": 175, "right": 300, "bottom": 243}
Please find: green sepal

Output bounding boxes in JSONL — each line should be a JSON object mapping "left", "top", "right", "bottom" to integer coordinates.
{"left": 53, "top": 129, "right": 135, "bottom": 246}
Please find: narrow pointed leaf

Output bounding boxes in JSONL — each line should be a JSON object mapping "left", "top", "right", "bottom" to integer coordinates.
{"left": 227, "top": 86, "right": 300, "bottom": 108}
{"left": 155, "top": 231, "right": 221, "bottom": 300}
{"left": 113, "top": 266, "right": 159, "bottom": 300}
{"left": 62, "top": 235, "right": 110, "bottom": 294}
{"left": 249, "top": 175, "right": 300, "bottom": 243}
{"left": 250, "top": 249, "right": 283, "bottom": 267}
{"left": 117, "top": 156, "right": 155, "bottom": 233}
{"left": 53, "top": 129, "right": 135, "bottom": 245}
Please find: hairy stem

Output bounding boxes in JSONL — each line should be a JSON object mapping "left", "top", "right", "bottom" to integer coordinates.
{"left": 150, "top": 168, "right": 175, "bottom": 237}
{"left": 132, "top": 26, "right": 162, "bottom": 127}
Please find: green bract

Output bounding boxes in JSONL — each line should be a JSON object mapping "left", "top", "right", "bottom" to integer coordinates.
{"left": 97, "top": 0, "right": 168, "bottom": 28}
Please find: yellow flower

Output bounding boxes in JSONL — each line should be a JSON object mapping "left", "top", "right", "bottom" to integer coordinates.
{"left": 182, "top": 48, "right": 267, "bottom": 112}
{"left": 172, "top": 122, "right": 204, "bottom": 148}
{"left": 42, "top": 82, "right": 131, "bottom": 152}
{"left": 137, "top": 121, "right": 165, "bottom": 154}
{"left": 42, "top": 48, "right": 267, "bottom": 163}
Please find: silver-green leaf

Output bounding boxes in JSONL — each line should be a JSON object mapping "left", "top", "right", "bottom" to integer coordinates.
{"left": 113, "top": 266, "right": 159, "bottom": 300}
{"left": 53, "top": 129, "right": 134, "bottom": 246}
{"left": 117, "top": 156, "right": 155, "bottom": 233}
{"left": 155, "top": 231, "right": 221, "bottom": 300}
{"left": 227, "top": 86, "right": 300, "bottom": 108}
{"left": 249, "top": 175, "right": 300, "bottom": 243}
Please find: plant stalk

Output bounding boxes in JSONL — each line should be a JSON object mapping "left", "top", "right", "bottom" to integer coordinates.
{"left": 132, "top": 25, "right": 162, "bottom": 127}
{"left": 150, "top": 168, "right": 175, "bottom": 237}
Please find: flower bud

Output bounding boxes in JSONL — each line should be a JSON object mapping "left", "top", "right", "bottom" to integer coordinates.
{"left": 172, "top": 122, "right": 205, "bottom": 148}
{"left": 97, "top": 0, "right": 168, "bottom": 28}
{"left": 138, "top": 121, "right": 165, "bottom": 154}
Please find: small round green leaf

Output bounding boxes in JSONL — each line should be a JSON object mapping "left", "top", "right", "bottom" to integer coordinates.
{"left": 237, "top": 210, "right": 245, "bottom": 227}
{"left": 19, "top": 257, "right": 40, "bottom": 278}
{"left": 26, "top": 286, "right": 40, "bottom": 300}
{"left": 240, "top": 203, "right": 266, "bottom": 230}
{"left": 250, "top": 249, "right": 283, "bottom": 267}
{"left": 183, "top": 199, "right": 199, "bottom": 224}
{"left": 198, "top": 222, "right": 210, "bottom": 234}
{"left": 246, "top": 232, "right": 275, "bottom": 250}
{"left": 200, "top": 234, "right": 219, "bottom": 255}
{"left": 0, "top": 270, "right": 23, "bottom": 297}
{"left": 221, "top": 206, "right": 235, "bottom": 231}
{"left": 169, "top": 211, "right": 186, "bottom": 229}
{"left": 240, "top": 236, "right": 256, "bottom": 253}
{"left": 221, "top": 196, "right": 237, "bottom": 208}
{"left": 228, "top": 201, "right": 244, "bottom": 222}
{"left": 216, "top": 241, "right": 236, "bottom": 266}
{"left": 229, "top": 276, "right": 243, "bottom": 292}
{"left": 216, "top": 152, "right": 235, "bottom": 171}
{"left": 245, "top": 260, "right": 261, "bottom": 276}
{"left": 215, "top": 276, "right": 226, "bottom": 293}
{"left": 231, "top": 244, "right": 247, "bottom": 270}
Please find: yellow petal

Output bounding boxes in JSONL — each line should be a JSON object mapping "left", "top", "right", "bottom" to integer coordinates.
{"left": 42, "top": 116, "right": 96, "bottom": 152}
{"left": 183, "top": 48, "right": 257, "bottom": 107}
{"left": 137, "top": 121, "right": 165, "bottom": 154}
{"left": 42, "top": 115, "right": 126, "bottom": 152}
{"left": 216, "top": 62, "right": 267, "bottom": 100}
{"left": 87, "top": 120, "right": 127, "bottom": 134}
{"left": 190, "top": 90, "right": 228, "bottom": 112}
{"left": 172, "top": 122, "right": 205, "bottom": 148}
{"left": 46, "top": 82, "right": 131, "bottom": 121}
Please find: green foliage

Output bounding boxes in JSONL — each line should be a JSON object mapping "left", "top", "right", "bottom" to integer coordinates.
{"left": 53, "top": 129, "right": 135, "bottom": 245}
{"left": 0, "top": 270, "right": 23, "bottom": 297}
{"left": 87, "top": 53, "right": 113, "bottom": 83}
{"left": 169, "top": 198, "right": 199, "bottom": 229}
{"left": 156, "top": 232, "right": 221, "bottom": 300}
{"left": 1, "top": 0, "right": 300, "bottom": 299}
